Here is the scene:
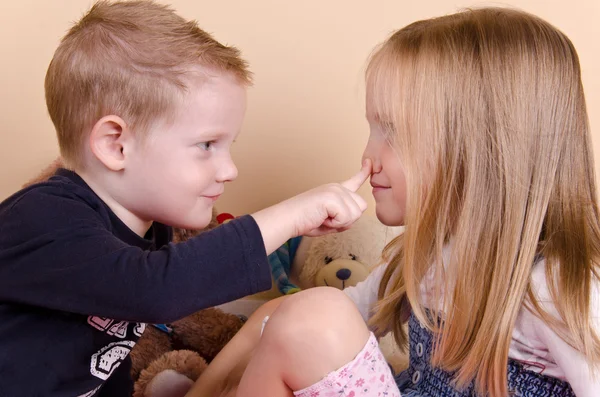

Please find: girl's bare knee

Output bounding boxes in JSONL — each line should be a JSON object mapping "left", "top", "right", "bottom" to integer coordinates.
{"left": 260, "top": 287, "right": 370, "bottom": 390}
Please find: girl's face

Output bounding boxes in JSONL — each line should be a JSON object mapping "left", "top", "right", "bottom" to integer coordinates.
{"left": 362, "top": 108, "right": 407, "bottom": 226}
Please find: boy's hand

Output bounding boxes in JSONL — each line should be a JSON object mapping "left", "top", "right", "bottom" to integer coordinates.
{"left": 296, "top": 160, "right": 371, "bottom": 237}
{"left": 252, "top": 160, "right": 372, "bottom": 254}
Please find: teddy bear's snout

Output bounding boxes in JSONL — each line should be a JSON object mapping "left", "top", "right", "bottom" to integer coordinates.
{"left": 336, "top": 268, "right": 352, "bottom": 281}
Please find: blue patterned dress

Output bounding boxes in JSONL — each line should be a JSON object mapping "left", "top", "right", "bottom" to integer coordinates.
{"left": 395, "top": 313, "right": 576, "bottom": 396}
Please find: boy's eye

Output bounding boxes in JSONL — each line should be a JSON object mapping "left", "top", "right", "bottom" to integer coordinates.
{"left": 197, "top": 141, "right": 213, "bottom": 151}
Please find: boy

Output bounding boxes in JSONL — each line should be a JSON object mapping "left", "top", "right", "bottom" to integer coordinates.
{"left": 0, "top": 1, "right": 371, "bottom": 396}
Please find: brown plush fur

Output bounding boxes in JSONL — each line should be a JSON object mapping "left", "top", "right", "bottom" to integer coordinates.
{"left": 133, "top": 350, "right": 208, "bottom": 397}
{"left": 128, "top": 309, "right": 244, "bottom": 382}
{"left": 171, "top": 308, "right": 244, "bottom": 361}
{"left": 129, "top": 326, "right": 173, "bottom": 381}
{"left": 22, "top": 157, "right": 66, "bottom": 188}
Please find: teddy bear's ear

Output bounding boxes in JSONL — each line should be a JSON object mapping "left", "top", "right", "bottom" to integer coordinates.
{"left": 207, "top": 207, "right": 220, "bottom": 230}
{"left": 22, "top": 157, "right": 64, "bottom": 188}
{"left": 172, "top": 208, "right": 220, "bottom": 243}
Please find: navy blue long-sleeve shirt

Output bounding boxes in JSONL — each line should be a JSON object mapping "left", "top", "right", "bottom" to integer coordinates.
{"left": 0, "top": 169, "right": 272, "bottom": 396}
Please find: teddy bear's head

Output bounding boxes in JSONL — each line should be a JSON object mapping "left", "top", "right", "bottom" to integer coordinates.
{"left": 292, "top": 216, "right": 397, "bottom": 290}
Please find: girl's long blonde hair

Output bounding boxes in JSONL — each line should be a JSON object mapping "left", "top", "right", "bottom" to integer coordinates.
{"left": 368, "top": 7, "right": 600, "bottom": 396}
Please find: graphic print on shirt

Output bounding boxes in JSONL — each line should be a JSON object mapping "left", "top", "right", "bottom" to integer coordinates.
{"left": 87, "top": 316, "right": 128, "bottom": 338}
{"left": 87, "top": 316, "right": 147, "bottom": 381}
{"left": 90, "top": 340, "right": 135, "bottom": 380}
{"left": 134, "top": 322, "right": 146, "bottom": 337}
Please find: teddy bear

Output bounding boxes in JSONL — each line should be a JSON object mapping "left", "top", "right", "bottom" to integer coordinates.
{"left": 130, "top": 305, "right": 245, "bottom": 397}
{"left": 22, "top": 158, "right": 246, "bottom": 397}
{"left": 289, "top": 215, "right": 393, "bottom": 290}
{"left": 218, "top": 215, "right": 409, "bottom": 373}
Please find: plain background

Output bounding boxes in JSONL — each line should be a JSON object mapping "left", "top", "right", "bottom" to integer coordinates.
{"left": 0, "top": 0, "right": 598, "bottom": 216}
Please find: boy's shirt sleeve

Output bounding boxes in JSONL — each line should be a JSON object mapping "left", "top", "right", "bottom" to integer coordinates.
{"left": 0, "top": 187, "right": 272, "bottom": 324}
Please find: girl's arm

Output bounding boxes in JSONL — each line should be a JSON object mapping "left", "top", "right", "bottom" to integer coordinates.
{"left": 536, "top": 320, "right": 600, "bottom": 397}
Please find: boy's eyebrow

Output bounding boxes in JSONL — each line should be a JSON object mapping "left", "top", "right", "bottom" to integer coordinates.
{"left": 195, "top": 130, "right": 238, "bottom": 142}
{"left": 194, "top": 130, "right": 225, "bottom": 139}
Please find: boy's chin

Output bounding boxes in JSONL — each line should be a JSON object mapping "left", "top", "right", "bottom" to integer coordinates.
{"left": 171, "top": 212, "right": 214, "bottom": 231}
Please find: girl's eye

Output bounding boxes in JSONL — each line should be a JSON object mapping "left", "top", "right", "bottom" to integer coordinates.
{"left": 197, "top": 141, "right": 213, "bottom": 151}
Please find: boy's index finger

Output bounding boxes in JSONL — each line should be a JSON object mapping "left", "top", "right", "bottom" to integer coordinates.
{"left": 341, "top": 159, "right": 372, "bottom": 192}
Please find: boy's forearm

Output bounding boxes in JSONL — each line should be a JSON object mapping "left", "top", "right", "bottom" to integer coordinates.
{"left": 251, "top": 203, "right": 298, "bottom": 255}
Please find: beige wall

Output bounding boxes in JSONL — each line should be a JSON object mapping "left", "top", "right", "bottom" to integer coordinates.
{"left": 1, "top": 0, "right": 598, "bottom": 216}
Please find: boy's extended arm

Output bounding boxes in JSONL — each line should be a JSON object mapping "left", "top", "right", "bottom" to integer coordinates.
{"left": 0, "top": 190, "right": 271, "bottom": 324}
{"left": 0, "top": 160, "right": 371, "bottom": 324}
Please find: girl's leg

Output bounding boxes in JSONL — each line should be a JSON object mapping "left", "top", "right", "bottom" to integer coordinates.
{"left": 236, "top": 287, "right": 371, "bottom": 397}
{"left": 185, "top": 296, "right": 288, "bottom": 397}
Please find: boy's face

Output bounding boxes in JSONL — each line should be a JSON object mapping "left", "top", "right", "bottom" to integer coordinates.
{"left": 122, "top": 72, "right": 246, "bottom": 230}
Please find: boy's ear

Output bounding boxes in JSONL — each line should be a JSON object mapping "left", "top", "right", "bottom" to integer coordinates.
{"left": 89, "top": 115, "right": 130, "bottom": 171}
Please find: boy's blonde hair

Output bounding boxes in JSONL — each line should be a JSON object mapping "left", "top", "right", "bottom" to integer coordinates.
{"left": 368, "top": 7, "right": 600, "bottom": 395}
{"left": 45, "top": 0, "right": 252, "bottom": 168}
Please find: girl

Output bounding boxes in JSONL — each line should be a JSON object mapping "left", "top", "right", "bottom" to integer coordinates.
{"left": 186, "top": 7, "right": 600, "bottom": 397}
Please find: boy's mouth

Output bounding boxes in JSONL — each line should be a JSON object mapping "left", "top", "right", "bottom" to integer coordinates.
{"left": 204, "top": 193, "right": 223, "bottom": 201}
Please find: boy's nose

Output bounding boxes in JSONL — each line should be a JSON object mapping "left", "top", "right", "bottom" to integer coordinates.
{"left": 216, "top": 157, "right": 238, "bottom": 182}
